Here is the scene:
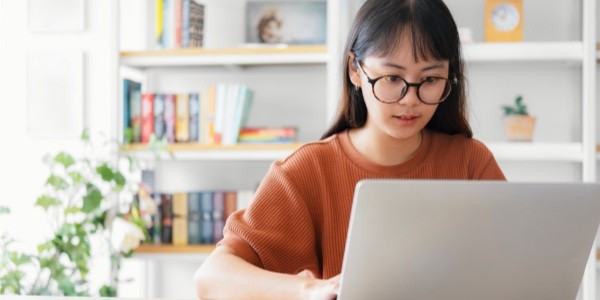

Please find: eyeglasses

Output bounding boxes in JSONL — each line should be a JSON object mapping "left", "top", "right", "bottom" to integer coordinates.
{"left": 355, "top": 59, "right": 455, "bottom": 105}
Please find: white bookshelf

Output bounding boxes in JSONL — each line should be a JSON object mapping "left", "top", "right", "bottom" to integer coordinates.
{"left": 463, "top": 42, "right": 584, "bottom": 62}
{"left": 487, "top": 142, "right": 583, "bottom": 162}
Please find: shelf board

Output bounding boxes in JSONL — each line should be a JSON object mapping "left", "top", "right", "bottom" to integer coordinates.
{"left": 136, "top": 244, "right": 216, "bottom": 253}
{"left": 120, "top": 142, "right": 303, "bottom": 161}
{"left": 486, "top": 142, "right": 583, "bottom": 162}
{"left": 120, "top": 45, "right": 328, "bottom": 68}
{"left": 463, "top": 42, "right": 583, "bottom": 62}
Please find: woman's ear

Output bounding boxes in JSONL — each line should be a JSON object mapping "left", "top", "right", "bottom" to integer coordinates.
{"left": 348, "top": 53, "right": 361, "bottom": 88}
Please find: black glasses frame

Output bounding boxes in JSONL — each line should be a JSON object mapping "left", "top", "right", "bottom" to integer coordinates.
{"left": 355, "top": 58, "right": 455, "bottom": 105}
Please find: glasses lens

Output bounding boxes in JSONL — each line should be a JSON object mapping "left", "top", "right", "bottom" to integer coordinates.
{"left": 373, "top": 76, "right": 408, "bottom": 103}
{"left": 419, "top": 78, "right": 451, "bottom": 104}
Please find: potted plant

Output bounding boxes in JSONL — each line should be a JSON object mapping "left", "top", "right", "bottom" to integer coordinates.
{"left": 502, "top": 95, "right": 536, "bottom": 141}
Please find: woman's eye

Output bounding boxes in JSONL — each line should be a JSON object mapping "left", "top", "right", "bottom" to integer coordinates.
{"left": 384, "top": 75, "right": 401, "bottom": 83}
{"left": 423, "top": 77, "right": 438, "bottom": 83}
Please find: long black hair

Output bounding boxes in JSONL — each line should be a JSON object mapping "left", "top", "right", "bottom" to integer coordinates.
{"left": 321, "top": 0, "right": 471, "bottom": 139}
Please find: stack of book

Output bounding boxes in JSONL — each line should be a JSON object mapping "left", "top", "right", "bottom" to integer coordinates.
{"left": 123, "top": 81, "right": 262, "bottom": 145}
{"left": 155, "top": 0, "right": 205, "bottom": 49}
{"left": 146, "top": 190, "right": 254, "bottom": 245}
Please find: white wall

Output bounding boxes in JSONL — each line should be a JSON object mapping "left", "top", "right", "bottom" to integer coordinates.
{"left": 0, "top": 0, "right": 116, "bottom": 293}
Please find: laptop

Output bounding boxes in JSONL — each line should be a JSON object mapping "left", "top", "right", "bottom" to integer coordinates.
{"left": 338, "top": 180, "right": 600, "bottom": 300}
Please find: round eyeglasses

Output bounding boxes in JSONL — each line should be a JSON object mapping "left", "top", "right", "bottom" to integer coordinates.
{"left": 356, "top": 59, "right": 455, "bottom": 105}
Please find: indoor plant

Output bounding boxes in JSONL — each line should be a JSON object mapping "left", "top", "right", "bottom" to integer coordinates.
{"left": 0, "top": 129, "right": 154, "bottom": 297}
{"left": 502, "top": 95, "right": 536, "bottom": 141}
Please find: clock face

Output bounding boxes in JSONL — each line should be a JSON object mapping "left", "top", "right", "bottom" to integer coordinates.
{"left": 491, "top": 3, "right": 520, "bottom": 32}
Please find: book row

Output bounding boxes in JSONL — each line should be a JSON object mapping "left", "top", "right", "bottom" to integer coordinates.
{"left": 123, "top": 81, "right": 256, "bottom": 145}
{"left": 155, "top": 0, "right": 205, "bottom": 49}
{"left": 146, "top": 190, "right": 254, "bottom": 246}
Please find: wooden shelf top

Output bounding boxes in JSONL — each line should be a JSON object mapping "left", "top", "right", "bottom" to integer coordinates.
{"left": 121, "top": 142, "right": 303, "bottom": 152}
{"left": 136, "top": 244, "right": 216, "bottom": 254}
{"left": 121, "top": 45, "right": 327, "bottom": 57}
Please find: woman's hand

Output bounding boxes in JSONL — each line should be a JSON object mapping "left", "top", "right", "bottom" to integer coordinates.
{"left": 297, "top": 270, "right": 340, "bottom": 300}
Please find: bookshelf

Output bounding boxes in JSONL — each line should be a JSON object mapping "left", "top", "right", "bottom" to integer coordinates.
{"left": 121, "top": 143, "right": 302, "bottom": 160}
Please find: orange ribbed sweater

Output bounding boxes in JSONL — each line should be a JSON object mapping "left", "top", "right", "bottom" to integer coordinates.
{"left": 219, "top": 130, "right": 505, "bottom": 279}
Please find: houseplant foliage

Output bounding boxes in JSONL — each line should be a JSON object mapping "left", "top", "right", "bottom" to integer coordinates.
{"left": 502, "top": 95, "right": 536, "bottom": 141}
{"left": 0, "top": 129, "right": 151, "bottom": 297}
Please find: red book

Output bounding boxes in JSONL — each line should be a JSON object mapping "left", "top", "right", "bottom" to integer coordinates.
{"left": 174, "top": 0, "right": 182, "bottom": 48}
{"left": 141, "top": 93, "right": 155, "bottom": 143}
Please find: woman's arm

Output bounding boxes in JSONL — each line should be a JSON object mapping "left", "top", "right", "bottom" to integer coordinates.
{"left": 193, "top": 245, "right": 339, "bottom": 300}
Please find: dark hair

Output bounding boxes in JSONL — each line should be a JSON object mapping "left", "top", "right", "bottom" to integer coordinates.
{"left": 321, "top": 0, "right": 471, "bottom": 139}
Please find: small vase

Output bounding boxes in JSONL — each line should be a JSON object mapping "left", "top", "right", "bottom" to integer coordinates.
{"left": 504, "top": 115, "right": 536, "bottom": 141}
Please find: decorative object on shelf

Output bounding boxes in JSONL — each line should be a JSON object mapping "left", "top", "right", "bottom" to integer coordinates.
{"left": 245, "top": 0, "right": 326, "bottom": 45}
{"left": 502, "top": 95, "right": 536, "bottom": 141}
{"left": 0, "top": 129, "right": 152, "bottom": 297}
{"left": 484, "top": 0, "right": 523, "bottom": 42}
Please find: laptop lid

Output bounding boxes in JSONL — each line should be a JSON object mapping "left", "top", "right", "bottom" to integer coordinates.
{"left": 338, "top": 180, "right": 600, "bottom": 300}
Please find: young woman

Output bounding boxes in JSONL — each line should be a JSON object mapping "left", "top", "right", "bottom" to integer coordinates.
{"left": 194, "top": 0, "right": 505, "bottom": 299}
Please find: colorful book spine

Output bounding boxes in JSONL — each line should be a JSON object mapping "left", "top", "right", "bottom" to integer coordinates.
{"left": 212, "top": 191, "right": 225, "bottom": 243}
{"left": 172, "top": 192, "right": 188, "bottom": 245}
{"left": 187, "top": 192, "right": 202, "bottom": 244}
{"left": 174, "top": 0, "right": 183, "bottom": 48}
{"left": 154, "top": 94, "right": 166, "bottom": 140}
{"left": 141, "top": 93, "right": 155, "bottom": 143}
{"left": 181, "top": 0, "right": 190, "bottom": 48}
{"left": 189, "top": 0, "right": 204, "bottom": 47}
{"left": 200, "top": 192, "right": 213, "bottom": 244}
{"left": 160, "top": 194, "right": 173, "bottom": 244}
{"left": 164, "top": 94, "right": 176, "bottom": 143}
{"left": 129, "top": 82, "right": 142, "bottom": 143}
{"left": 176, "top": 94, "right": 190, "bottom": 142}
{"left": 189, "top": 93, "right": 200, "bottom": 142}
{"left": 155, "top": 0, "right": 164, "bottom": 49}
{"left": 238, "top": 127, "right": 297, "bottom": 144}
{"left": 224, "top": 191, "right": 238, "bottom": 221}
{"left": 122, "top": 79, "right": 132, "bottom": 143}
{"left": 162, "top": 0, "right": 171, "bottom": 49}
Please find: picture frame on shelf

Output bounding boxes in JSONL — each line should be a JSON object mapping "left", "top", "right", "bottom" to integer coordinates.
{"left": 245, "top": 0, "right": 327, "bottom": 45}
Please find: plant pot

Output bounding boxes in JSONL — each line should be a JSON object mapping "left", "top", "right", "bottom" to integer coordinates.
{"left": 504, "top": 115, "right": 536, "bottom": 141}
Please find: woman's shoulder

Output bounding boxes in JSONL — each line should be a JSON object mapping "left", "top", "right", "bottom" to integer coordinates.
{"left": 274, "top": 133, "right": 343, "bottom": 169}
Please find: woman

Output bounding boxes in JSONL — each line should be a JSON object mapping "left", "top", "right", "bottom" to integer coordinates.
{"left": 194, "top": 0, "right": 505, "bottom": 299}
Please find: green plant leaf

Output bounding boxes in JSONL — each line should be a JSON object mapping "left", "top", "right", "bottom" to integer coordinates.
{"left": 0, "top": 205, "right": 9, "bottom": 214}
{"left": 57, "top": 276, "right": 76, "bottom": 296}
{"left": 99, "top": 284, "right": 117, "bottom": 297}
{"left": 68, "top": 171, "right": 83, "bottom": 185}
{"left": 35, "top": 195, "right": 62, "bottom": 210}
{"left": 81, "top": 128, "right": 90, "bottom": 142}
{"left": 45, "top": 175, "right": 69, "bottom": 190}
{"left": 54, "top": 152, "right": 75, "bottom": 169}
{"left": 37, "top": 241, "right": 55, "bottom": 254}
{"left": 82, "top": 185, "right": 102, "bottom": 213}
{"left": 96, "top": 163, "right": 115, "bottom": 182}
{"left": 113, "top": 171, "right": 126, "bottom": 191}
{"left": 64, "top": 206, "right": 81, "bottom": 214}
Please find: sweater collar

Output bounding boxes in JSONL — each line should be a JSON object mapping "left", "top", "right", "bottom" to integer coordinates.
{"left": 337, "top": 129, "right": 432, "bottom": 175}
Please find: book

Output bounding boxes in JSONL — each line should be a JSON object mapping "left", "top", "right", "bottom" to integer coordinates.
{"left": 187, "top": 192, "right": 202, "bottom": 244}
{"left": 213, "top": 84, "right": 228, "bottom": 144}
{"left": 229, "top": 86, "right": 254, "bottom": 144}
{"left": 160, "top": 194, "right": 173, "bottom": 244}
{"left": 141, "top": 93, "right": 155, "bottom": 143}
{"left": 199, "top": 192, "right": 213, "bottom": 244}
{"left": 221, "top": 84, "right": 240, "bottom": 145}
{"left": 238, "top": 127, "right": 297, "bottom": 143}
{"left": 224, "top": 191, "right": 238, "bottom": 221}
{"left": 203, "top": 84, "right": 216, "bottom": 144}
{"left": 164, "top": 94, "right": 176, "bottom": 143}
{"left": 174, "top": 0, "right": 183, "bottom": 48}
{"left": 176, "top": 93, "right": 190, "bottom": 142}
{"left": 189, "top": 93, "right": 200, "bottom": 142}
{"left": 188, "top": 0, "right": 205, "bottom": 48}
{"left": 182, "top": 0, "right": 190, "bottom": 48}
{"left": 236, "top": 190, "right": 254, "bottom": 211}
{"left": 155, "top": 0, "right": 164, "bottom": 48}
{"left": 212, "top": 191, "right": 225, "bottom": 243}
{"left": 128, "top": 81, "right": 142, "bottom": 143}
{"left": 154, "top": 94, "right": 166, "bottom": 140}
{"left": 172, "top": 192, "right": 188, "bottom": 245}
{"left": 162, "top": 0, "right": 171, "bottom": 49}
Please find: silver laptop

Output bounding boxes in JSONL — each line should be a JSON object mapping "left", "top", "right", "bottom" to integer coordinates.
{"left": 338, "top": 180, "right": 600, "bottom": 300}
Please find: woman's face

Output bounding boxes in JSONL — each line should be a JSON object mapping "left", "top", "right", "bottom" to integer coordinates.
{"left": 349, "top": 37, "right": 449, "bottom": 143}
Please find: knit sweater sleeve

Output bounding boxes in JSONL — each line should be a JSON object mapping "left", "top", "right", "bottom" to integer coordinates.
{"left": 218, "top": 161, "right": 321, "bottom": 275}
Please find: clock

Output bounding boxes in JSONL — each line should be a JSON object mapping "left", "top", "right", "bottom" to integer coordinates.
{"left": 485, "top": 0, "right": 523, "bottom": 42}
